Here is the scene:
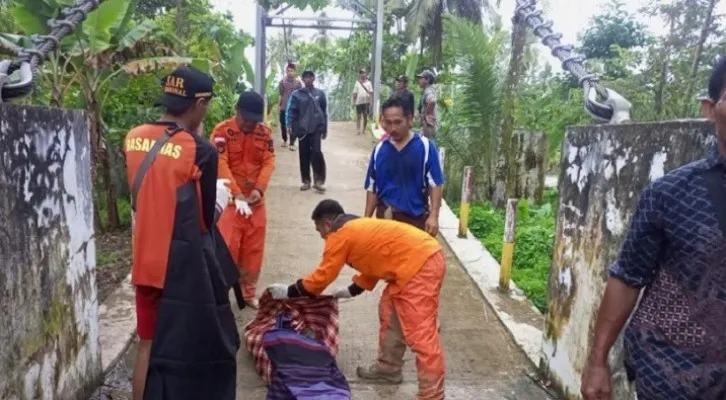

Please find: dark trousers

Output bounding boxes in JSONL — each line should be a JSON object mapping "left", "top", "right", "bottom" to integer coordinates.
{"left": 299, "top": 133, "right": 326, "bottom": 184}
{"left": 279, "top": 110, "right": 295, "bottom": 145}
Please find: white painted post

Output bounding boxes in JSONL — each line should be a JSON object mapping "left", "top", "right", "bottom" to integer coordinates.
{"left": 438, "top": 147, "right": 445, "bottom": 175}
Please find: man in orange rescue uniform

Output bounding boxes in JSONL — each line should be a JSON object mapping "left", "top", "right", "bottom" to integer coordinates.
{"left": 267, "top": 199, "right": 447, "bottom": 400}
{"left": 125, "top": 65, "right": 239, "bottom": 400}
{"left": 212, "top": 91, "right": 276, "bottom": 309}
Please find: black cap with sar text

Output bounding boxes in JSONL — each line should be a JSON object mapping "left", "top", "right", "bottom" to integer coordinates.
{"left": 395, "top": 75, "right": 409, "bottom": 84}
{"left": 156, "top": 65, "right": 214, "bottom": 110}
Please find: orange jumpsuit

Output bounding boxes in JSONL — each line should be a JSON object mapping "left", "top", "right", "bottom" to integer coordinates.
{"left": 301, "top": 216, "right": 446, "bottom": 400}
{"left": 211, "top": 119, "right": 275, "bottom": 301}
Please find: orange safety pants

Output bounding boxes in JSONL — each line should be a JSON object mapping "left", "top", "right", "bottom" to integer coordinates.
{"left": 217, "top": 204, "right": 267, "bottom": 300}
{"left": 377, "top": 250, "right": 446, "bottom": 400}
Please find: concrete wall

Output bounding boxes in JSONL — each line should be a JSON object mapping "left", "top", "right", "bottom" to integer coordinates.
{"left": 541, "top": 120, "right": 716, "bottom": 399}
{"left": 0, "top": 104, "right": 101, "bottom": 399}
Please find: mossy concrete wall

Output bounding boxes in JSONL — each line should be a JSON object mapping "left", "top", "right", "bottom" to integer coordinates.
{"left": 0, "top": 104, "right": 101, "bottom": 399}
{"left": 541, "top": 120, "right": 716, "bottom": 399}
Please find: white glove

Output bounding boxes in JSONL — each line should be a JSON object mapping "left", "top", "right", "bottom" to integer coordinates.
{"left": 331, "top": 286, "right": 353, "bottom": 299}
{"left": 267, "top": 283, "right": 289, "bottom": 300}
{"left": 215, "top": 179, "right": 231, "bottom": 213}
{"left": 235, "top": 198, "right": 253, "bottom": 218}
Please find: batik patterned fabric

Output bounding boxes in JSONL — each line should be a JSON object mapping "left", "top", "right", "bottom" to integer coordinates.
{"left": 609, "top": 146, "right": 726, "bottom": 399}
{"left": 243, "top": 291, "right": 340, "bottom": 385}
{"left": 264, "top": 312, "right": 350, "bottom": 400}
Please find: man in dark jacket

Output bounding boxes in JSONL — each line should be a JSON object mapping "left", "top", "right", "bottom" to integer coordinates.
{"left": 285, "top": 70, "right": 328, "bottom": 193}
{"left": 392, "top": 75, "right": 415, "bottom": 116}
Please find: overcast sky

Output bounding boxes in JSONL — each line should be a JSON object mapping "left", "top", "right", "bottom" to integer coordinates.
{"left": 211, "top": 0, "right": 726, "bottom": 78}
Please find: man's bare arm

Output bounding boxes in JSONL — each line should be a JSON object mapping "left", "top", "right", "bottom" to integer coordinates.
{"left": 588, "top": 277, "right": 640, "bottom": 365}
{"left": 429, "top": 186, "right": 442, "bottom": 217}
{"left": 365, "top": 191, "right": 377, "bottom": 217}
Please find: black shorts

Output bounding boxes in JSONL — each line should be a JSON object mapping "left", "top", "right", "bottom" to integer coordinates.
{"left": 355, "top": 104, "right": 370, "bottom": 116}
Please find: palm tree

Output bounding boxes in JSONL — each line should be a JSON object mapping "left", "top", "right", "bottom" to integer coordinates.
{"left": 437, "top": 15, "right": 503, "bottom": 201}
{"left": 401, "top": 0, "right": 489, "bottom": 67}
{"left": 5, "top": 0, "right": 205, "bottom": 230}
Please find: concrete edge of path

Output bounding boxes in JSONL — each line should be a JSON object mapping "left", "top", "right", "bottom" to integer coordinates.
{"left": 438, "top": 200, "right": 544, "bottom": 367}
{"left": 98, "top": 273, "right": 136, "bottom": 374}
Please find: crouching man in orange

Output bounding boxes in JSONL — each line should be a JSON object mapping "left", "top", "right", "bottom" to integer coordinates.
{"left": 211, "top": 91, "right": 276, "bottom": 309}
{"left": 267, "top": 199, "right": 447, "bottom": 400}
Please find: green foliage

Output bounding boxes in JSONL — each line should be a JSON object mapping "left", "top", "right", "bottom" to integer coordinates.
{"left": 258, "top": 0, "right": 329, "bottom": 11}
{"left": 453, "top": 189, "right": 558, "bottom": 312}
{"left": 579, "top": 0, "right": 648, "bottom": 61}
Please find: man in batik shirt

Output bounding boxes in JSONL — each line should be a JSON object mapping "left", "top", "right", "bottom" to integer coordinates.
{"left": 581, "top": 58, "right": 726, "bottom": 400}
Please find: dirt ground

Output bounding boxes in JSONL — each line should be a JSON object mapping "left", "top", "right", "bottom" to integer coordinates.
{"left": 96, "top": 228, "right": 132, "bottom": 303}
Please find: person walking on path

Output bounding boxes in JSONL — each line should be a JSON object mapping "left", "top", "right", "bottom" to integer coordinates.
{"left": 416, "top": 70, "right": 438, "bottom": 139}
{"left": 266, "top": 199, "right": 447, "bottom": 400}
{"left": 392, "top": 74, "right": 415, "bottom": 116}
{"left": 124, "top": 65, "right": 239, "bottom": 400}
{"left": 286, "top": 70, "right": 328, "bottom": 193}
{"left": 278, "top": 63, "right": 302, "bottom": 151}
{"left": 365, "top": 96, "right": 444, "bottom": 236}
{"left": 352, "top": 68, "right": 373, "bottom": 135}
{"left": 211, "top": 91, "right": 276, "bottom": 310}
{"left": 581, "top": 57, "right": 726, "bottom": 400}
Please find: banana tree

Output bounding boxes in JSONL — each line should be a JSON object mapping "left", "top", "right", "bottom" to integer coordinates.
{"left": 7, "top": 0, "right": 207, "bottom": 231}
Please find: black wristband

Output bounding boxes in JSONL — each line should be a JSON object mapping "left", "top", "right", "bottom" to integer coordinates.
{"left": 287, "top": 279, "right": 314, "bottom": 298}
{"left": 348, "top": 283, "right": 365, "bottom": 297}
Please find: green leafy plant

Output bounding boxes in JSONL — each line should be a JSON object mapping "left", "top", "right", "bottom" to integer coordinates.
{"left": 453, "top": 189, "right": 558, "bottom": 312}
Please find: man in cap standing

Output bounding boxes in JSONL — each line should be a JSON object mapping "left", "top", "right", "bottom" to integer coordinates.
{"left": 393, "top": 74, "right": 415, "bottom": 116}
{"left": 125, "top": 65, "right": 239, "bottom": 400}
{"left": 417, "top": 70, "right": 438, "bottom": 139}
{"left": 212, "top": 91, "right": 276, "bottom": 309}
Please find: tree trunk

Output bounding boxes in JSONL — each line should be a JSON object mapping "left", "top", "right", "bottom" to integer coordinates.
{"left": 682, "top": 0, "right": 717, "bottom": 116}
{"left": 654, "top": 16, "right": 676, "bottom": 118}
{"left": 87, "top": 96, "right": 104, "bottom": 233}
{"left": 175, "top": 0, "right": 186, "bottom": 52}
{"left": 493, "top": 16, "right": 528, "bottom": 208}
{"left": 88, "top": 96, "right": 120, "bottom": 231}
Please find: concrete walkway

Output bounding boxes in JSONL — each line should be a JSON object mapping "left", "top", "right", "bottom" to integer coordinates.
{"left": 236, "top": 122, "right": 550, "bottom": 399}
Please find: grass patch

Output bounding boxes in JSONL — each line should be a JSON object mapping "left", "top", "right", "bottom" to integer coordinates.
{"left": 453, "top": 190, "right": 557, "bottom": 312}
{"left": 97, "top": 250, "right": 117, "bottom": 269}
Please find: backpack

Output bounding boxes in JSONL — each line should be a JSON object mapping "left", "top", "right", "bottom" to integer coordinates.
{"left": 264, "top": 311, "right": 351, "bottom": 400}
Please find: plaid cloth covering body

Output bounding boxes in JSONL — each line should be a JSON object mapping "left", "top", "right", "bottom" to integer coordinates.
{"left": 243, "top": 291, "right": 341, "bottom": 384}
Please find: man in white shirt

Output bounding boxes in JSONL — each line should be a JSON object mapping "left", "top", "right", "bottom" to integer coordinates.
{"left": 352, "top": 68, "right": 373, "bottom": 135}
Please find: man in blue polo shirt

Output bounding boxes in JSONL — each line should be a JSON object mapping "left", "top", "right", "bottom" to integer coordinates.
{"left": 364, "top": 96, "right": 444, "bottom": 235}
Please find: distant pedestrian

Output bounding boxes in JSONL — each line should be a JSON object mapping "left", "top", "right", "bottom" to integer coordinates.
{"left": 286, "top": 70, "right": 328, "bottom": 193}
{"left": 352, "top": 68, "right": 373, "bottom": 135}
{"left": 277, "top": 63, "right": 302, "bottom": 151}
{"left": 416, "top": 70, "right": 437, "bottom": 139}
{"left": 392, "top": 74, "right": 415, "bottom": 116}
